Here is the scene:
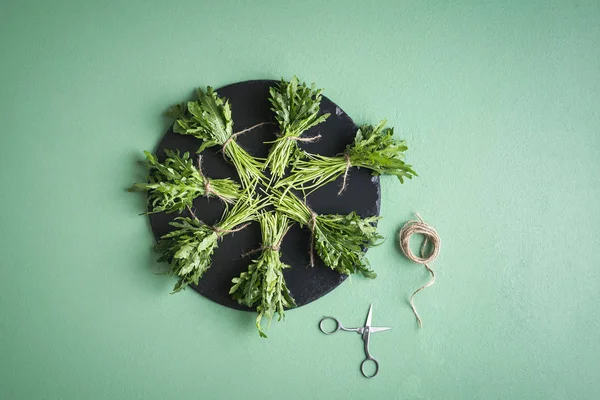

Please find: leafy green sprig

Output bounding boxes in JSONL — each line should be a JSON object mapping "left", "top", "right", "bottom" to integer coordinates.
{"left": 230, "top": 212, "right": 296, "bottom": 338}
{"left": 156, "top": 188, "right": 265, "bottom": 293}
{"left": 169, "top": 87, "right": 266, "bottom": 186}
{"left": 277, "top": 120, "right": 417, "bottom": 194}
{"left": 129, "top": 150, "right": 241, "bottom": 214}
{"left": 263, "top": 77, "right": 330, "bottom": 179}
{"left": 273, "top": 190, "right": 382, "bottom": 278}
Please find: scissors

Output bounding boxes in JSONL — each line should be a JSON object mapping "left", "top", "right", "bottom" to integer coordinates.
{"left": 319, "top": 304, "right": 391, "bottom": 378}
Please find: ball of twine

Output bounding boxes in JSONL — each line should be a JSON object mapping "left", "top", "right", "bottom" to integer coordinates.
{"left": 399, "top": 214, "right": 441, "bottom": 328}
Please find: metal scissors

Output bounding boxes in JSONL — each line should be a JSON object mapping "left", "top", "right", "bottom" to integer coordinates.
{"left": 319, "top": 304, "right": 391, "bottom": 378}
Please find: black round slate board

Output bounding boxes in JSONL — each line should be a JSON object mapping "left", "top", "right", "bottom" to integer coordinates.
{"left": 149, "top": 80, "right": 380, "bottom": 311}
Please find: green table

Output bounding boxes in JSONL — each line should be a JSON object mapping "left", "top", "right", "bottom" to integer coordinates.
{"left": 1, "top": 1, "right": 599, "bottom": 398}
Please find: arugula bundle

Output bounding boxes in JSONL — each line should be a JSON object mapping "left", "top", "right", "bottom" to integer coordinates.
{"left": 263, "top": 77, "right": 330, "bottom": 178}
{"left": 129, "top": 150, "right": 241, "bottom": 214}
{"left": 277, "top": 120, "right": 417, "bottom": 194}
{"left": 169, "top": 87, "right": 265, "bottom": 186}
{"left": 230, "top": 212, "right": 296, "bottom": 338}
{"left": 156, "top": 190, "right": 263, "bottom": 293}
{"left": 274, "top": 191, "right": 382, "bottom": 278}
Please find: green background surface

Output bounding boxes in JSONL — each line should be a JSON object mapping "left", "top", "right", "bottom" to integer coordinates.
{"left": 1, "top": 1, "right": 599, "bottom": 399}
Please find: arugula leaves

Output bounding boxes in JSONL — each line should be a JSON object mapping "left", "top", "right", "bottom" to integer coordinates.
{"left": 155, "top": 217, "right": 220, "bottom": 293}
{"left": 129, "top": 150, "right": 241, "bottom": 213}
{"left": 169, "top": 87, "right": 265, "bottom": 186}
{"left": 230, "top": 212, "right": 296, "bottom": 338}
{"left": 277, "top": 120, "right": 417, "bottom": 194}
{"left": 168, "top": 87, "right": 233, "bottom": 144}
{"left": 263, "top": 76, "right": 330, "bottom": 178}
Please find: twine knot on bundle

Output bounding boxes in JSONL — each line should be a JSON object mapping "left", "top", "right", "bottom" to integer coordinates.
{"left": 399, "top": 213, "right": 441, "bottom": 328}
{"left": 221, "top": 121, "right": 275, "bottom": 155}
{"left": 185, "top": 204, "right": 249, "bottom": 240}
{"left": 197, "top": 156, "right": 234, "bottom": 204}
{"left": 210, "top": 223, "right": 250, "bottom": 239}
{"left": 242, "top": 226, "right": 290, "bottom": 257}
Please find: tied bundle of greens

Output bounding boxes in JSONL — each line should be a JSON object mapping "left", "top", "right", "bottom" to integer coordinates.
{"left": 230, "top": 212, "right": 296, "bottom": 338}
{"left": 263, "top": 76, "right": 330, "bottom": 178}
{"left": 274, "top": 191, "right": 382, "bottom": 278}
{"left": 156, "top": 190, "right": 264, "bottom": 293}
{"left": 168, "top": 87, "right": 265, "bottom": 186}
{"left": 277, "top": 120, "right": 417, "bottom": 194}
{"left": 129, "top": 150, "right": 241, "bottom": 214}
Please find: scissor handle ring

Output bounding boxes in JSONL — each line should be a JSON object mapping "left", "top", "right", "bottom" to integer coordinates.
{"left": 360, "top": 357, "right": 379, "bottom": 379}
{"left": 319, "top": 317, "right": 341, "bottom": 334}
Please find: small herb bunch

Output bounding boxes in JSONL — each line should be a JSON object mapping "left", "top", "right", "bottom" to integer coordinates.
{"left": 274, "top": 190, "right": 382, "bottom": 278}
{"left": 278, "top": 120, "right": 417, "bottom": 194}
{"left": 230, "top": 212, "right": 296, "bottom": 338}
{"left": 156, "top": 188, "right": 264, "bottom": 293}
{"left": 263, "top": 76, "right": 330, "bottom": 179}
{"left": 129, "top": 150, "right": 241, "bottom": 213}
{"left": 168, "top": 87, "right": 265, "bottom": 186}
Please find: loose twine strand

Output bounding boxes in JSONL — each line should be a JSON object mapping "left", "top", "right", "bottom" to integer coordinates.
{"left": 399, "top": 214, "right": 441, "bottom": 328}
{"left": 338, "top": 154, "right": 352, "bottom": 195}
{"left": 221, "top": 122, "right": 275, "bottom": 155}
{"left": 186, "top": 205, "right": 199, "bottom": 220}
{"left": 197, "top": 155, "right": 234, "bottom": 204}
{"left": 210, "top": 223, "right": 250, "bottom": 239}
{"left": 221, "top": 122, "right": 320, "bottom": 156}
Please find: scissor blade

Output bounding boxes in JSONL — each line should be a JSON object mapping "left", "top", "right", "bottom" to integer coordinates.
{"left": 369, "top": 326, "right": 391, "bottom": 333}
{"left": 365, "top": 304, "right": 373, "bottom": 327}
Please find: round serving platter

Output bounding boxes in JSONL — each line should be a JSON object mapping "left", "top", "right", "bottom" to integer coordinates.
{"left": 149, "top": 80, "right": 380, "bottom": 310}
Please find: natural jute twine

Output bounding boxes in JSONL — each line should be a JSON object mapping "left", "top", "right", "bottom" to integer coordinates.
{"left": 221, "top": 121, "right": 275, "bottom": 155}
{"left": 197, "top": 155, "right": 234, "bottom": 204}
{"left": 242, "top": 225, "right": 291, "bottom": 257}
{"left": 338, "top": 154, "right": 352, "bottom": 195}
{"left": 399, "top": 214, "right": 441, "bottom": 328}
{"left": 210, "top": 223, "right": 250, "bottom": 239}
